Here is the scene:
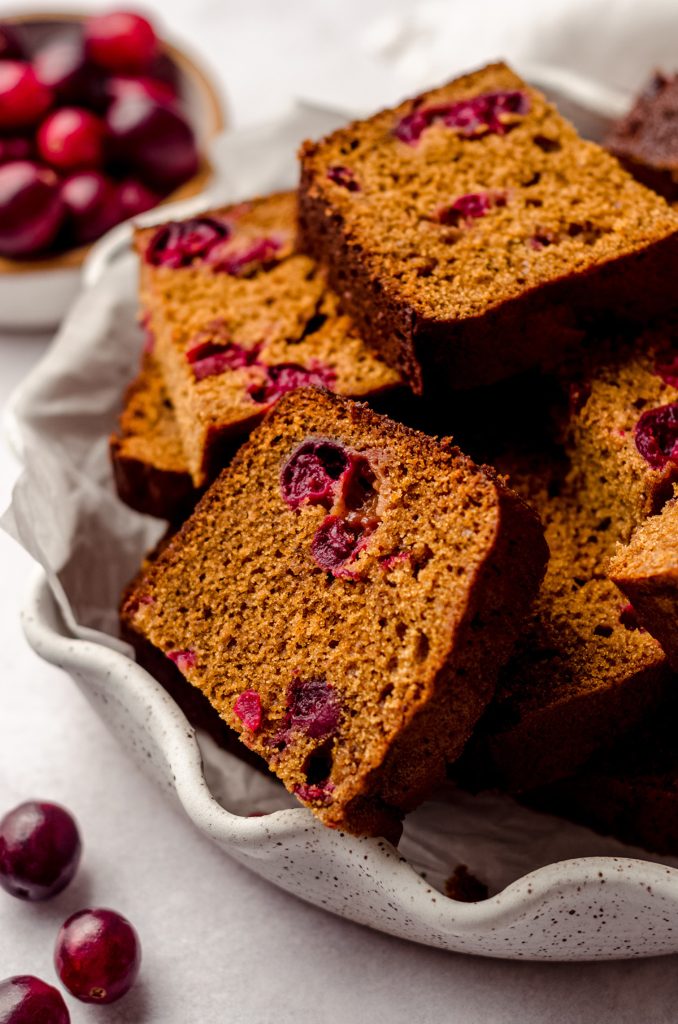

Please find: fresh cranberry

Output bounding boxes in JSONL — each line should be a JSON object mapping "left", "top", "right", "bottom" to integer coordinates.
{"left": 280, "top": 439, "right": 349, "bottom": 508}
{"left": 106, "top": 74, "right": 176, "bottom": 107}
{"left": 326, "top": 165, "right": 360, "bottom": 191}
{"left": 85, "top": 11, "right": 158, "bottom": 73}
{"left": 37, "top": 108, "right": 104, "bottom": 171}
{"left": 145, "top": 216, "right": 229, "bottom": 268}
{"left": 213, "top": 236, "right": 282, "bottom": 276}
{"left": 0, "top": 63, "right": 53, "bottom": 130}
{"left": 34, "top": 36, "right": 105, "bottom": 110}
{"left": 394, "top": 90, "right": 529, "bottom": 144}
{"left": 60, "top": 171, "right": 121, "bottom": 245}
{"left": 0, "top": 162, "right": 65, "bottom": 258}
{"left": 106, "top": 95, "right": 198, "bottom": 190}
{"left": 655, "top": 350, "right": 678, "bottom": 389}
{"left": 116, "top": 177, "right": 160, "bottom": 219}
{"left": 311, "top": 515, "right": 365, "bottom": 573}
{"left": 284, "top": 677, "right": 340, "bottom": 739}
{"left": 0, "top": 801, "right": 81, "bottom": 901}
{"left": 166, "top": 648, "right": 196, "bottom": 673}
{"left": 294, "top": 781, "right": 335, "bottom": 804}
{"left": 437, "top": 190, "right": 505, "bottom": 225}
{"left": 249, "top": 362, "right": 336, "bottom": 405}
{"left": 0, "top": 137, "right": 33, "bottom": 164}
{"left": 233, "top": 691, "right": 262, "bottom": 731}
{"left": 634, "top": 402, "right": 678, "bottom": 469}
{"left": 55, "top": 908, "right": 141, "bottom": 1004}
{"left": 0, "top": 23, "right": 26, "bottom": 61}
{"left": 0, "top": 975, "right": 70, "bottom": 1024}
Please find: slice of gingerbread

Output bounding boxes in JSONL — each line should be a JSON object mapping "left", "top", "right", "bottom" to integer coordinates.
{"left": 121, "top": 388, "right": 547, "bottom": 839}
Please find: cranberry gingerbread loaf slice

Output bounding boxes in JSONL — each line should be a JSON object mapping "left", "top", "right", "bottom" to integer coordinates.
{"left": 299, "top": 62, "right": 678, "bottom": 392}
{"left": 609, "top": 497, "right": 678, "bottom": 669}
{"left": 136, "top": 191, "right": 401, "bottom": 487}
{"left": 110, "top": 354, "right": 195, "bottom": 520}
{"left": 121, "top": 388, "right": 547, "bottom": 838}
{"left": 458, "top": 446, "right": 670, "bottom": 793}
{"left": 606, "top": 72, "right": 678, "bottom": 202}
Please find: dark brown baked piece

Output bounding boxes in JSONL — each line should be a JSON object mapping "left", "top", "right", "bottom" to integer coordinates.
{"left": 526, "top": 689, "right": 678, "bottom": 856}
{"left": 136, "top": 191, "right": 401, "bottom": 486}
{"left": 110, "top": 355, "right": 195, "bottom": 520}
{"left": 299, "top": 61, "right": 678, "bottom": 393}
{"left": 460, "top": 449, "right": 670, "bottom": 793}
{"left": 609, "top": 497, "right": 678, "bottom": 668}
{"left": 121, "top": 388, "right": 547, "bottom": 838}
{"left": 606, "top": 72, "right": 678, "bottom": 202}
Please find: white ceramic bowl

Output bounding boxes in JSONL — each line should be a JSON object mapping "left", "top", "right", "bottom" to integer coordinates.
{"left": 0, "top": 12, "right": 225, "bottom": 332}
{"left": 6, "top": 84, "right": 678, "bottom": 961}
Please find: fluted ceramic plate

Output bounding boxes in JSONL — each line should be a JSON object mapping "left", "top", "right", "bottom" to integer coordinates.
{"left": 7, "top": 78, "right": 678, "bottom": 961}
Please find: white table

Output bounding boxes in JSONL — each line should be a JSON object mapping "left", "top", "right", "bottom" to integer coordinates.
{"left": 2, "top": 2, "right": 678, "bottom": 1020}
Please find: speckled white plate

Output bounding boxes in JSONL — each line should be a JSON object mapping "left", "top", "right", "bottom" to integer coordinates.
{"left": 7, "top": 80, "right": 678, "bottom": 961}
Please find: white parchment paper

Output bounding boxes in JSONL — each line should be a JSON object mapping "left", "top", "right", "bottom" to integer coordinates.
{"left": 3, "top": 98, "right": 677, "bottom": 900}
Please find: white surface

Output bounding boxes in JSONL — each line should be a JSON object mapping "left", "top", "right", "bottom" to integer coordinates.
{"left": 2, "top": 0, "right": 678, "bottom": 1019}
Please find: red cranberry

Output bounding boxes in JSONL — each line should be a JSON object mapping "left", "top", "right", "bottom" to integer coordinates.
{"left": 634, "top": 402, "right": 678, "bottom": 469}
{"left": 311, "top": 515, "right": 365, "bottom": 573}
{"left": 284, "top": 677, "right": 340, "bottom": 739}
{"left": 85, "top": 11, "right": 158, "bottom": 73}
{"left": 0, "top": 162, "right": 65, "bottom": 257}
{"left": 37, "top": 108, "right": 105, "bottom": 171}
{"left": 0, "top": 23, "right": 26, "bottom": 61}
{"left": 0, "top": 63, "right": 53, "bottom": 130}
{"left": 55, "top": 908, "right": 141, "bottom": 1004}
{"left": 294, "top": 781, "right": 335, "bottom": 804}
{"left": 166, "top": 648, "right": 196, "bottom": 673}
{"left": 394, "top": 90, "right": 529, "bottom": 144}
{"left": 186, "top": 338, "right": 257, "bottom": 381}
{"left": 280, "top": 439, "right": 349, "bottom": 508}
{"left": 213, "top": 236, "right": 282, "bottom": 276}
{"left": 106, "top": 74, "right": 176, "bottom": 107}
{"left": 326, "top": 165, "right": 360, "bottom": 191}
{"left": 437, "top": 190, "right": 505, "bottom": 226}
{"left": 117, "top": 177, "right": 160, "bottom": 218}
{"left": 0, "top": 801, "right": 81, "bottom": 901}
{"left": 60, "top": 171, "right": 121, "bottom": 245}
{"left": 233, "top": 691, "right": 262, "bottom": 731}
{"left": 249, "top": 362, "right": 336, "bottom": 405}
{"left": 0, "top": 975, "right": 70, "bottom": 1024}
{"left": 106, "top": 95, "right": 199, "bottom": 190}
{"left": 34, "top": 36, "right": 105, "bottom": 110}
{"left": 620, "top": 603, "right": 645, "bottom": 631}
{"left": 145, "top": 216, "right": 229, "bottom": 267}
{"left": 0, "top": 137, "right": 33, "bottom": 164}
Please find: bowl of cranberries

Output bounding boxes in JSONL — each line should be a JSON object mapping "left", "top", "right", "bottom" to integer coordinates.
{"left": 0, "top": 9, "right": 225, "bottom": 329}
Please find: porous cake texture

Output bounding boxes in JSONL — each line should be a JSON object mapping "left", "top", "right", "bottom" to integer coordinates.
{"left": 606, "top": 72, "right": 678, "bottom": 202}
{"left": 609, "top": 497, "right": 678, "bottom": 669}
{"left": 121, "top": 389, "right": 547, "bottom": 838}
{"left": 299, "top": 62, "right": 678, "bottom": 392}
{"left": 136, "top": 191, "right": 401, "bottom": 487}
{"left": 110, "top": 355, "right": 195, "bottom": 520}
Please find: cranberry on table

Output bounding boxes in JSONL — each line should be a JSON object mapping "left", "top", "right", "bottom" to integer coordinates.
{"left": 0, "top": 975, "right": 70, "bottom": 1024}
{"left": 85, "top": 11, "right": 158, "bottom": 73}
{"left": 55, "top": 908, "right": 141, "bottom": 1004}
{"left": 106, "top": 94, "right": 199, "bottom": 190}
{"left": 0, "top": 800, "right": 81, "bottom": 900}
{"left": 61, "top": 171, "right": 122, "bottom": 245}
{"left": 0, "top": 162, "right": 65, "bottom": 258}
{"left": 0, "top": 63, "right": 53, "bottom": 130}
{"left": 37, "top": 107, "right": 105, "bottom": 171}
